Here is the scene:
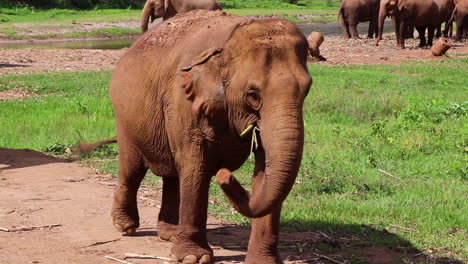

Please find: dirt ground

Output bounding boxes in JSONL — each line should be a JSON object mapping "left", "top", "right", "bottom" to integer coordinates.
{"left": 0, "top": 33, "right": 467, "bottom": 77}
{"left": 0, "top": 148, "right": 421, "bottom": 264}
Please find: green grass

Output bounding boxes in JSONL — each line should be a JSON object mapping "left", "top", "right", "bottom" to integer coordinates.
{"left": 0, "top": 59, "right": 467, "bottom": 261}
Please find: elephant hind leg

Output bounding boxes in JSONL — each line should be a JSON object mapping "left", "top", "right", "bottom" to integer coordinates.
{"left": 112, "top": 126, "right": 148, "bottom": 234}
{"left": 350, "top": 23, "right": 360, "bottom": 38}
{"left": 157, "top": 177, "right": 180, "bottom": 241}
{"left": 342, "top": 18, "right": 351, "bottom": 38}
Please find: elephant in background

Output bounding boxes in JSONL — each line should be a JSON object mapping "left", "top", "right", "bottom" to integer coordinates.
{"left": 375, "top": 0, "right": 439, "bottom": 48}
{"left": 140, "top": 0, "right": 221, "bottom": 33}
{"left": 445, "top": 0, "right": 468, "bottom": 40}
{"left": 434, "top": 0, "right": 455, "bottom": 37}
{"left": 103, "top": 10, "right": 311, "bottom": 264}
{"left": 339, "top": 0, "right": 380, "bottom": 38}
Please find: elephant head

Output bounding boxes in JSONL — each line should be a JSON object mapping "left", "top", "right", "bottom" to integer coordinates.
{"left": 178, "top": 19, "right": 312, "bottom": 218}
{"left": 375, "top": 0, "right": 401, "bottom": 45}
{"left": 141, "top": 0, "right": 166, "bottom": 33}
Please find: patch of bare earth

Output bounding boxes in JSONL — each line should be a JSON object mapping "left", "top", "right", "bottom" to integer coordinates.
{"left": 313, "top": 34, "right": 468, "bottom": 65}
{"left": 0, "top": 89, "right": 35, "bottom": 100}
{"left": 0, "top": 48, "right": 125, "bottom": 76}
{"left": 1, "top": 34, "right": 467, "bottom": 77}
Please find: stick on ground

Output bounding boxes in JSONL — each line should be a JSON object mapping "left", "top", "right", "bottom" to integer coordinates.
{"left": 124, "top": 253, "right": 171, "bottom": 261}
{"left": 0, "top": 224, "right": 62, "bottom": 232}
{"left": 313, "top": 253, "right": 346, "bottom": 264}
{"left": 104, "top": 256, "right": 134, "bottom": 264}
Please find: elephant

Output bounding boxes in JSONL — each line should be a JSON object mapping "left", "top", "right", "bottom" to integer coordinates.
{"left": 99, "top": 10, "right": 312, "bottom": 264}
{"left": 338, "top": 0, "right": 380, "bottom": 38}
{"left": 434, "top": 0, "right": 455, "bottom": 37}
{"left": 140, "top": 0, "right": 222, "bottom": 33}
{"left": 445, "top": 0, "right": 468, "bottom": 40}
{"left": 375, "top": 0, "right": 440, "bottom": 48}
{"left": 307, "top": 31, "right": 327, "bottom": 61}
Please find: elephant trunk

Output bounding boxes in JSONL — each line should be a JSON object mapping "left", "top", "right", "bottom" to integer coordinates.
{"left": 217, "top": 106, "right": 303, "bottom": 218}
{"left": 140, "top": 0, "right": 153, "bottom": 33}
{"left": 375, "top": 5, "right": 386, "bottom": 45}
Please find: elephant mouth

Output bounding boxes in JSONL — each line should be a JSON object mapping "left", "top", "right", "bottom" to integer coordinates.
{"left": 240, "top": 121, "right": 262, "bottom": 152}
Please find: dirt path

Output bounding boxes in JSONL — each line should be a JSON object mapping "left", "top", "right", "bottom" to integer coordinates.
{"left": 0, "top": 148, "right": 252, "bottom": 264}
{"left": 0, "top": 148, "right": 423, "bottom": 264}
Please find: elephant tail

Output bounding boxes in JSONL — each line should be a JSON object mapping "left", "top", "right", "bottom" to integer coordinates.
{"left": 444, "top": 7, "right": 457, "bottom": 35}
{"left": 77, "top": 138, "right": 117, "bottom": 155}
{"left": 338, "top": 5, "right": 344, "bottom": 22}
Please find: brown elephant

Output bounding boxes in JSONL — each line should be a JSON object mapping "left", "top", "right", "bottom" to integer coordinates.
{"left": 339, "top": 0, "right": 380, "bottom": 38}
{"left": 307, "top": 31, "right": 327, "bottom": 61}
{"left": 445, "top": 0, "right": 468, "bottom": 40}
{"left": 375, "top": 0, "right": 440, "bottom": 48}
{"left": 105, "top": 10, "right": 311, "bottom": 264}
{"left": 435, "top": 0, "right": 455, "bottom": 37}
{"left": 140, "top": 0, "right": 222, "bottom": 33}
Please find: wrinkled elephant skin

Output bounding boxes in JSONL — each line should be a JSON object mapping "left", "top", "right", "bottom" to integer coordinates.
{"left": 110, "top": 10, "right": 312, "bottom": 264}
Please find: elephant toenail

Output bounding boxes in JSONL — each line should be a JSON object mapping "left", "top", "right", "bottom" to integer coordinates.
{"left": 199, "top": 254, "right": 212, "bottom": 264}
{"left": 124, "top": 228, "right": 136, "bottom": 235}
{"left": 114, "top": 224, "right": 124, "bottom": 232}
{"left": 170, "top": 254, "right": 179, "bottom": 262}
{"left": 182, "top": 255, "right": 197, "bottom": 264}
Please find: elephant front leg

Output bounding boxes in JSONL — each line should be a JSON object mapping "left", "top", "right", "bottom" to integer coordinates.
{"left": 416, "top": 26, "right": 427, "bottom": 47}
{"left": 157, "top": 177, "right": 179, "bottom": 241}
{"left": 397, "top": 19, "right": 406, "bottom": 49}
{"left": 171, "top": 165, "right": 212, "bottom": 264}
{"left": 245, "top": 206, "right": 283, "bottom": 264}
{"left": 427, "top": 25, "right": 435, "bottom": 46}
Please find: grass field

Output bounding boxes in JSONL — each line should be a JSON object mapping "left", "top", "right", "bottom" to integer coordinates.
{"left": 0, "top": 59, "right": 467, "bottom": 261}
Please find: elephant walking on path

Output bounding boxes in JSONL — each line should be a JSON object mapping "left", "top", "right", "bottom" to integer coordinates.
{"left": 106, "top": 10, "right": 312, "bottom": 264}
{"left": 339, "top": 0, "right": 380, "bottom": 38}
{"left": 140, "top": 0, "right": 221, "bottom": 33}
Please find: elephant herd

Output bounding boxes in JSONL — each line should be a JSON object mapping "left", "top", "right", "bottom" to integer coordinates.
{"left": 81, "top": 1, "right": 466, "bottom": 264}
{"left": 339, "top": 0, "right": 468, "bottom": 48}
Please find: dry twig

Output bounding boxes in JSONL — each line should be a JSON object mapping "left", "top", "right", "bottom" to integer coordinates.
{"left": 0, "top": 224, "right": 61, "bottom": 232}
{"left": 124, "top": 253, "right": 171, "bottom": 261}
{"left": 378, "top": 168, "right": 403, "bottom": 180}
{"left": 98, "top": 182, "right": 117, "bottom": 186}
{"left": 313, "top": 253, "right": 346, "bottom": 264}
{"left": 81, "top": 238, "right": 121, "bottom": 248}
{"left": 104, "top": 256, "right": 134, "bottom": 264}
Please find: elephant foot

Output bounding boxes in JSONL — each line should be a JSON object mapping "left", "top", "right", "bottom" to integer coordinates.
{"left": 157, "top": 221, "right": 178, "bottom": 241}
{"left": 111, "top": 207, "right": 140, "bottom": 235}
{"left": 245, "top": 251, "right": 283, "bottom": 264}
{"left": 171, "top": 239, "right": 213, "bottom": 264}
{"left": 397, "top": 45, "right": 406, "bottom": 49}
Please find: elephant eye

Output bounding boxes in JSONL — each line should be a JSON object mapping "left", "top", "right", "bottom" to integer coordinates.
{"left": 244, "top": 88, "right": 262, "bottom": 110}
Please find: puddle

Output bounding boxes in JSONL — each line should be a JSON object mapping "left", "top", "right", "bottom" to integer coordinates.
{"left": 0, "top": 22, "right": 394, "bottom": 50}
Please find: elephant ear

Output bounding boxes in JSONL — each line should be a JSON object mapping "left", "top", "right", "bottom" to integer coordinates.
{"left": 179, "top": 48, "right": 226, "bottom": 119}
